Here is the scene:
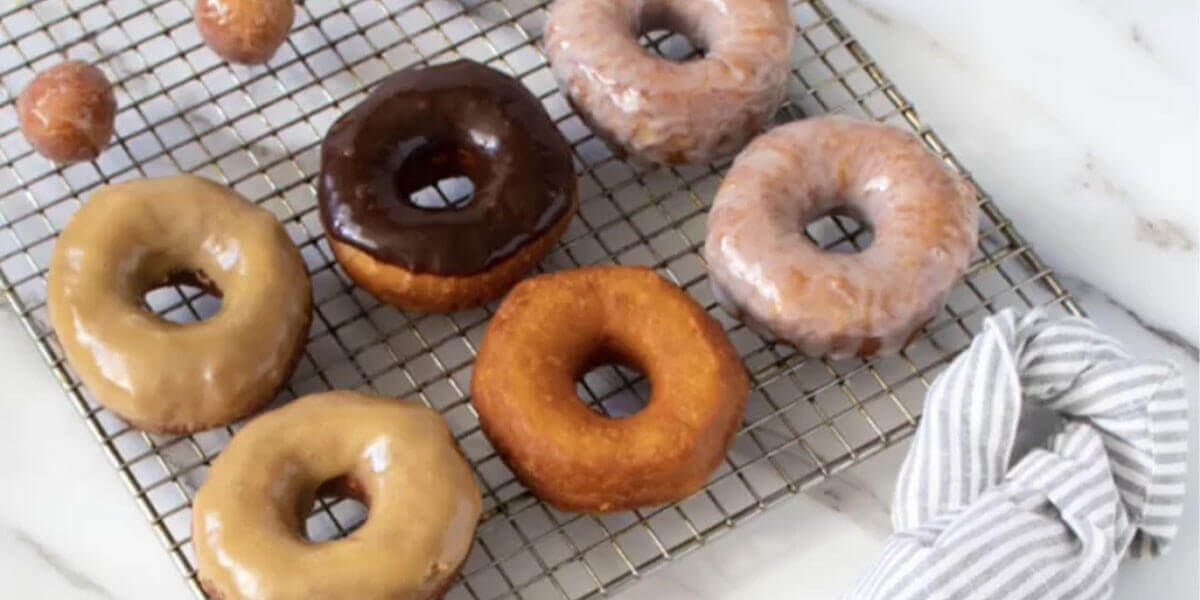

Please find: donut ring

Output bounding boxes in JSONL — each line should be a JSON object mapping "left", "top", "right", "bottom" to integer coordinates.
{"left": 320, "top": 60, "right": 577, "bottom": 313}
{"left": 471, "top": 266, "right": 749, "bottom": 512}
{"left": 544, "top": 0, "right": 794, "bottom": 164}
{"left": 704, "top": 116, "right": 979, "bottom": 358}
{"left": 47, "top": 175, "right": 312, "bottom": 433}
{"left": 193, "top": 391, "right": 482, "bottom": 600}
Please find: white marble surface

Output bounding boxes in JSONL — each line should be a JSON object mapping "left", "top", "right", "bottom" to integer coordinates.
{"left": 1, "top": 0, "right": 1196, "bottom": 598}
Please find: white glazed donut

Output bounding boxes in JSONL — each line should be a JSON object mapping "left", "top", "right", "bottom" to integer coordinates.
{"left": 704, "top": 116, "right": 979, "bottom": 358}
{"left": 544, "top": 0, "right": 794, "bottom": 165}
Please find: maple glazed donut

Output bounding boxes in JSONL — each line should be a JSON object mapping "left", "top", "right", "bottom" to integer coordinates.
{"left": 47, "top": 175, "right": 312, "bottom": 433}
{"left": 319, "top": 60, "right": 577, "bottom": 313}
{"left": 704, "top": 116, "right": 979, "bottom": 358}
{"left": 193, "top": 391, "right": 482, "bottom": 600}
{"left": 471, "top": 266, "right": 749, "bottom": 512}
{"left": 544, "top": 0, "right": 794, "bottom": 164}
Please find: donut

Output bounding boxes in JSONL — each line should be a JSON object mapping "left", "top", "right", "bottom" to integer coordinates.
{"left": 471, "top": 266, "right": 749, "bottom": 512}
{"left": 704, "top": 116, "right": 979, "bottom": 358}
{"left": 192, "top": 391, "right": 481, "bottom": 600}
{"left": 544, "top": 0, "right": 794, "bottom": 165}
{"left": 47, "top": 175, "right": 312, "bottom": 433}
{"left": 17, "top": 60, "right": 116, "bottom": 163}
{"left": 319, "top": 60, "right": 577, "bottom": 313}
{"left": 194, "top": 0, "right": 295, "bottom": 65}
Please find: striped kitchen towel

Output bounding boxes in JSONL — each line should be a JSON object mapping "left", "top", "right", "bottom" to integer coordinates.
{"left": 845, "top": 309, "right": 1188, "bottom": 600}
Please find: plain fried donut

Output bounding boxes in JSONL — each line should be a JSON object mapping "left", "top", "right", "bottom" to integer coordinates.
{"left": 704, "top": 116, "right": 979, "bottom": 358}
{"left": 192, "top": 391, "right": 482, "bottom": 600}
{"left": 471, "top": 266, "right": 749, "bottom": 512}
{"left": 47, "top": 175, "right": 312, "bottom": 433}
{"left": 544, "top": 0, "right": 794, "bottom": 165}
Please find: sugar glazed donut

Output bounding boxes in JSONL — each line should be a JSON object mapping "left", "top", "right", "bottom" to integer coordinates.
{"left": 544, "top": 0, "right": 794, "bottom": 164}
{"left": 705, "top": 116, "right": 979, "bottom": 358}
{"left": 194, "top": 0, "right": 295, "bottom": 65}
{"left": 471, "top": 266, "right": 749, "bottom": 512}
{"left": 193, "top": 391, "right": 481, "bottom": 600}
{"left": 319, "top": 60, "right": 577, "bottom": 313}
{"left": 47, "top": 175, "right": 312, "bottom": 433}
{"left": 17, "top": 60, "right": 116, "bottom": 163}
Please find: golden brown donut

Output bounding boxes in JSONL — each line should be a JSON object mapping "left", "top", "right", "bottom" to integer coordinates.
{"left": 47, "top": 175, "right": 312, "bottom": 433}
{"left": 471, "top": 266, "right": 749, "bottom": 512}
{"left": 17, "top": 60, "right": 116, "bottom": 163}
{"left": 194, "top": 0, "right": 295, "bottom": 65}
{"left": 192, "top": 391, "right": 482, "bottom": 600}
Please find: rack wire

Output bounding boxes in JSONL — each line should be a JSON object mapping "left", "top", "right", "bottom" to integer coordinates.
{"left": 0, "top": 1, "right": 1082, "bottom": 598}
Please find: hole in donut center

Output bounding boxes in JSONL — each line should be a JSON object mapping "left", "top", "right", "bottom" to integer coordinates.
{"left": 577, "top": 361, "right": 651, "bottom": 419}
{"left": 141, "top": 269, "right": 223, "bottom": 324}
{"left": 639, "top": 28, "right": 707, "bottom": 62}
{"left": 409, "top": 175, "right": 474, "bottom": 211}
{"left": 803, "top": 210, "right": 874, "bottom": 254}
{"left": 303, "top": 475, "right": 370, "bottom": 542}
{"left": 637, "top": 7, "right": 708, "bottom": 62}
{"left": 389, "top": 137, "right": 477, "bottom": 211}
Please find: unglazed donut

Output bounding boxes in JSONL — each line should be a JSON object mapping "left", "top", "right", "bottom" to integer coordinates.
{"left": 471, "top": 266, "right": 748, "bottom": 512}
{"left": 17, "top": 60, "right": 116, "bottom": 163}
{"left": 544, "top": 0, "right": 794, "bottom": 164}
{"left": 192, "top": 391, "right": 481, "bottom": 600}
{"left": 319, "top": 60, "right": 577, "bottom": 313}
{"left": 704, "top": 116, "right": 978, "bottom": 358}
{"left": 47, "top": 175, "right": 312, "bottom": 433}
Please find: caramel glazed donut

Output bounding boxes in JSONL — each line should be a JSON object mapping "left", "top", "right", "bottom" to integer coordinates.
{"left": 193, "top": 391, "right": 482, "bottom": 600}
{"left": 319, "top": 60, "right": 577, "bottom": 312}
{"left": 704, "top": 116, "right": 979, "bottom": 358}
{"left": 545, "top": 0, "right": 794, "bottom": 164}
{"left": 472, "top": 266, "right": 749, "bottom": 512}
{"left": 47, "top": 175, "right": 312, "bottom": 433}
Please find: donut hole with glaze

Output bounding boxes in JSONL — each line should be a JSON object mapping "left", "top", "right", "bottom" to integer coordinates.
{"left": 637, "top": 1, "right": 710, "bottom": 61}
{"left": 303, "top": 474, "right": 370, "bottom": 542}
{"left": 803, "top": 208, "right": 876, "bottom": 254}
{"left": 141, "top": 269, "right": 223, "bottom": 324}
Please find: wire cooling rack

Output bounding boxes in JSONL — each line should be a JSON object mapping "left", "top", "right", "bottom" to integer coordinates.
{"left": 0, "top": 1, "right": 1082, "bottom": 598}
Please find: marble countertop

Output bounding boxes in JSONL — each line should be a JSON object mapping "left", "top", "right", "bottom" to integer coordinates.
{"left": 1, "top": 0, "right": 1195, "bottom": 598}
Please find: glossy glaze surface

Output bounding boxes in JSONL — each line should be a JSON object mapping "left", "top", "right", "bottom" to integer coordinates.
{"left": 704, "top": 116, "right": 979, "bottom": 358}
{"left": 544, "top": 0, "right": 794, "bottom": 164}
{"left": 471, "top": 266, "right": 749, "bottom": 512}
{"left": 319, "top": 60, "right": 576, "bottom": 276}
{"left": 46, "top": 175, "right": 312, "bottom": 432}
{"left": 194, "top": 0, "right": 295, "bottom": 65}
{"left": 17, "top": 60, "right": 116, "bottom": 163}
{"left": 192, "top": 391, "right": 482, "bottom": 600}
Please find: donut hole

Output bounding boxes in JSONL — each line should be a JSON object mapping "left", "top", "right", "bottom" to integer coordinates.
{"left": 639, "top": 28, "right": 706, "bottom": 61}
{"left": 637, "top": 5, "right": 708, "bottom": 61}
{"left": 577, "top": 361, "right": 652, "bottom": 418}
{"left": 408, "top": 175, "right": 475, "bottom": 211}
{"left": 141, "top": 269, "right": 223, "bottom": 324}
{"left": 390, "top": 137, "right": 478, "bottom": 211}
{"left": 303, "top": 475, "right": 370, "bottom": 542}
{"left": 803, "top": 210, "right": 874, "bottom": 254}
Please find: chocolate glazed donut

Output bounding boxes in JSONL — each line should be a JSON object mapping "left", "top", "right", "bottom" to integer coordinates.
{"left": 319, "top": 60, "right": 578, "bottom": 312}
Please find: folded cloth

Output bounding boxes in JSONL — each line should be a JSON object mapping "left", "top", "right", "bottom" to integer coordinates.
{"left": 845, "top": 309, "right": 1187, "bottom": 600}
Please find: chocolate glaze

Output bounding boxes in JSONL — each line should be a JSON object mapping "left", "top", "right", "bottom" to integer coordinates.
{"left": 318, "top": 60, "right": 576, "bottom": 275}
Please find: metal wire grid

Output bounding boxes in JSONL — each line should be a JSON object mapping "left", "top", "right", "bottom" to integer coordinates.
{"left": 0, "top": 0, "right": 1082, "bottom": 598}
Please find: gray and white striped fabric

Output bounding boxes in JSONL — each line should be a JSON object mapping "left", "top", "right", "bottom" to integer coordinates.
{"left": 846, "top": 309, "right": 1187, "bottom": 600}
